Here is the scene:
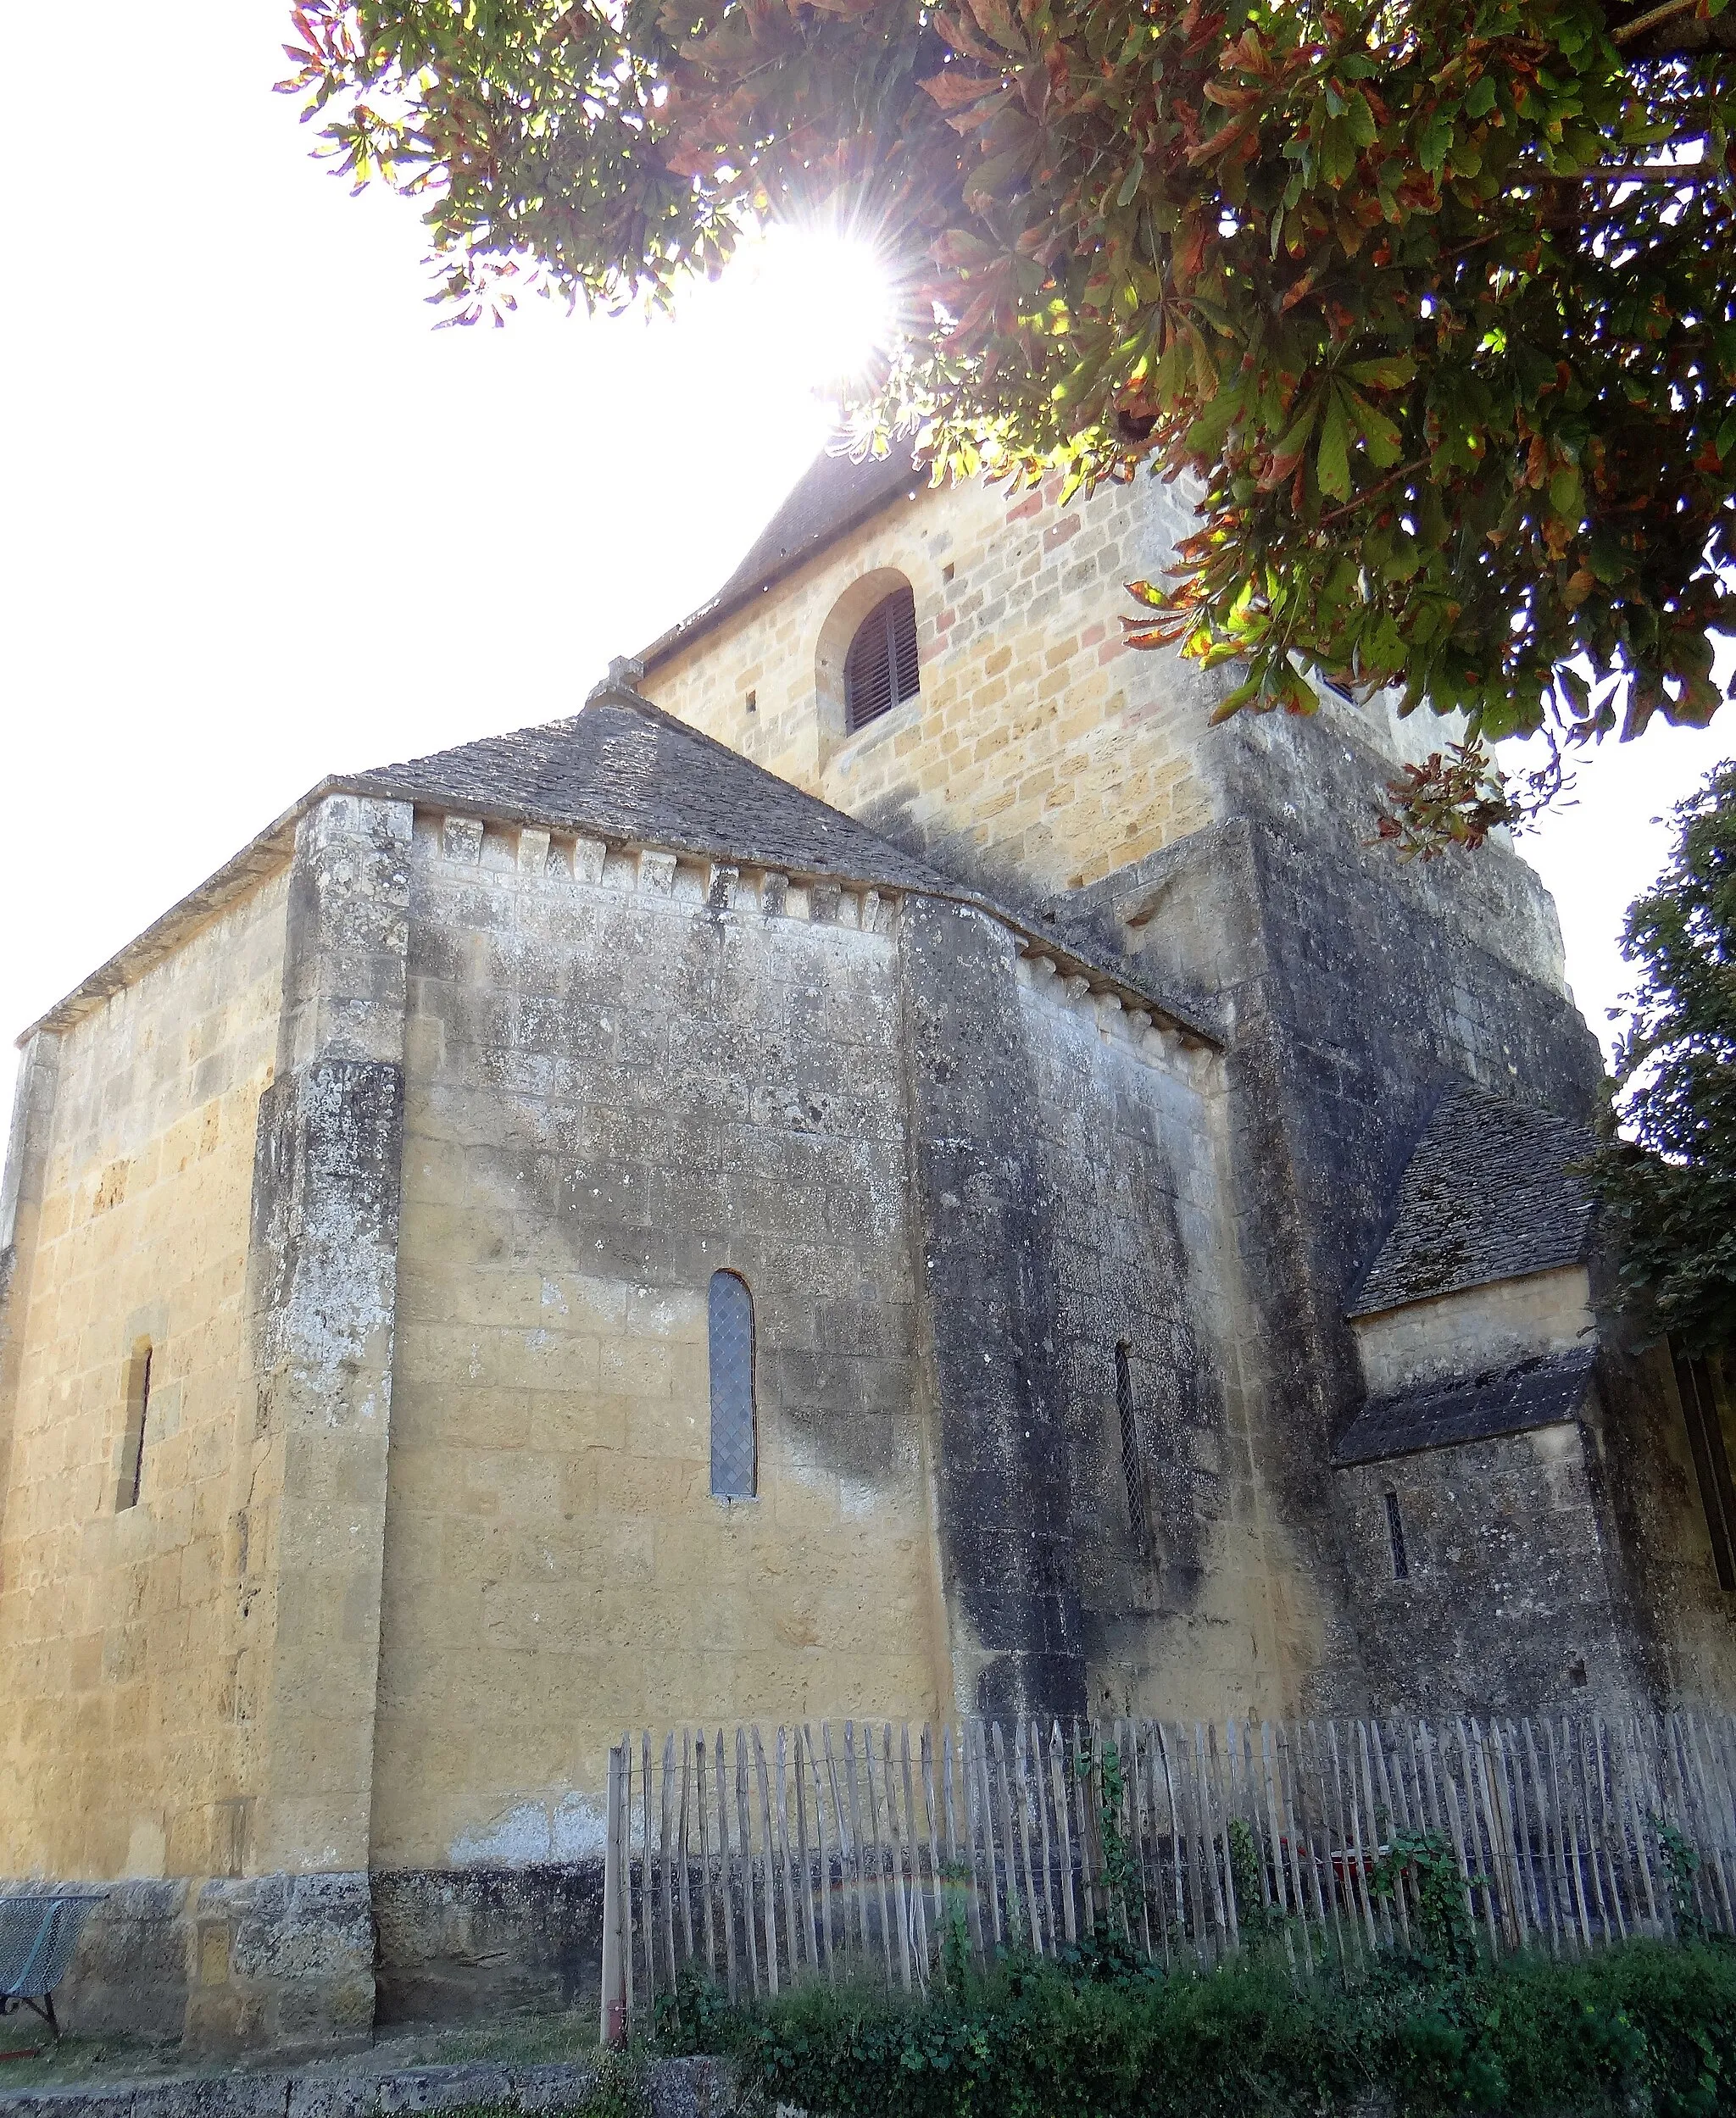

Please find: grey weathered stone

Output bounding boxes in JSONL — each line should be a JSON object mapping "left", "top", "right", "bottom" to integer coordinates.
{"left": 1334, "top": 1348, "right": 1597, "bottom": 1465}
{"left": 373, "top": 2063, "right": 511, "bottom": 2114}
{"left": 899, "top": 896, "right": 1081, "bottom": 1718}
{"left": 502, "top": 2065, "right": 598, "bottom": 2115}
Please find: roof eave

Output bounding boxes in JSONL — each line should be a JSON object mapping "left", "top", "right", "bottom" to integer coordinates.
{"left": 20, "top": 750, "right": 1222, "bottom": 1054}
{"left": 637, "top": 470, "right": 922, "bottom": 673}
{"left": 1345, "top": 1250, "right": 1593, "bottom": 1323}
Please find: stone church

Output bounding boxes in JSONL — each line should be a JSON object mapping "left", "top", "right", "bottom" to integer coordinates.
{"left": 2, "top": 444, "right": 1733, "bottom": 2048}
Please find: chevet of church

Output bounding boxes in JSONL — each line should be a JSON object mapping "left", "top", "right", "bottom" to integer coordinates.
{"left": 3, "top": 442, "right": 1733, "bottom": 2050}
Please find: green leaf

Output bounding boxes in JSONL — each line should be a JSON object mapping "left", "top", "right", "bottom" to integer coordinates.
{"left": 1350, "top": 392, "right": 1405, "bottom": 467}
{"left": 1345, "top": 354, "right": 1416, "bottom": 389}
{"left": 1464, "top": 75, "right": 1497, "bottom": 120}
{"left": 1116, "top": 156, "right": 1144, "bottom": 208}
{"left": 1317, "top": 392, "right": 1352, "bottom": 501}
{"left": 1344, "top": 89, "right": 1377, "bottom": 149}
{"left": 1417, "top": 111, "right": 1455, "bottom": 175}
{"left": 1274, "top": 392, "right": 1322, "bottom": 459}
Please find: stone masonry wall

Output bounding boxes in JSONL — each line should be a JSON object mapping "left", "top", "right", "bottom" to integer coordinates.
{"left": 1337, "top": 1418, "right": 1638, "bottom": 1713}
{"left": 1353, "top": 1266, "right": 1595, "bottom": 1397}
{"left": 641, "top": 471, "right": 1225, "bottom": 902}
{"left": 372, "top": 813, "right": 949, "bottom": 1891}
{"left": 1015, "top": 969, "right": 1330, "bottom": 1722}
{"left": 0, "top": 867, "right": 288, "bottom": 1885}
{"left": 1081, "top": 704, "right": 1736, "bottom": 1715}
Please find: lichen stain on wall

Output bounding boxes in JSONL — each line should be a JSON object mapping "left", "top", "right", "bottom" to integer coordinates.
{"left": 447, "top": 1790, "right": 606, "bottom": 1868}
{"left": 370, "top": 826, "right": 948, "bottom": 1872}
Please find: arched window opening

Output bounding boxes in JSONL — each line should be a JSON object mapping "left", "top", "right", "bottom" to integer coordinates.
{"left": 709, "top": 1271, "right": 758, "bottom": 1500}
{"left": 1115, "top": 1343, "right": 1147, "bottom": 1553}
{"left": 843, "top": 586, "right": 920, "bottom": 732}
{"left": 118, "top": 1340, "right": 153, "bottom": 1511}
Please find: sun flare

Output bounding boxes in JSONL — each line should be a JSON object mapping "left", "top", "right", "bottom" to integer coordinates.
{"left": 730, "top": 225, "right": 899, "bottom": 398}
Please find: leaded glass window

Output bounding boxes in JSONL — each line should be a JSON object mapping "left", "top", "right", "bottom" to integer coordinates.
{"left": 709, "top": 1270, "right": 757, "bottom": 1500}
{"left": 1116, "top": 1342, "right": 1147, "bottom": 1552}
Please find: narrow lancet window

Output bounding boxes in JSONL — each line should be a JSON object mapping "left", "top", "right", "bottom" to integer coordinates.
{"left": 709, "top": 1271, "right": 757, "bottom": 1500}
{"left": 1384, "top": 1489, "right": 1410, "bottom": 1580}
{"left": 118, "top": 1341, "right": 153, "bottom": 1511}
{"left": 1116, "top": 1342, "right": 1147, "bottom": 1551}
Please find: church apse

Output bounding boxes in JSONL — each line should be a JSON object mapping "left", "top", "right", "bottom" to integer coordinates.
{"left": 4, "top": 444, "right": 1734, "bottom": 2054}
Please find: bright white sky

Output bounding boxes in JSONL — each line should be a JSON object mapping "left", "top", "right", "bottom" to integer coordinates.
{"left": 3, "top": 2, "right": 1732, "bottom": 1134}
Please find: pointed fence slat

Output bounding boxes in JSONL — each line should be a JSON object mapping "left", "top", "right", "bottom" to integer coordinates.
{"left": 598, "top": 1709, "right": 1736, "bottom": 2043}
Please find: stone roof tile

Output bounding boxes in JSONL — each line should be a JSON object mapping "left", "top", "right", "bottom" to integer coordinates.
{"left": 1333, "top": 1347, "right": 1596, "bottom": 1465}
{"left": 1349, "top": 1083, "right": 1596, "bottom": 1318}
{"left": 348, "top": 687, "right": 954, "bottom": 893}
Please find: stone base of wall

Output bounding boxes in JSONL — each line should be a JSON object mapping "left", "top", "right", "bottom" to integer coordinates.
{"left": 25, "top": 1866, "right": 604, "bottom": 2054}
{"left": 372, "top": 1865, "right": 606, "bottom": 2026}
{"left": 20, "top": 1874, "right": 375, "bottom": 2057}
{"left": 185, "top": 1876, "right": 376, "bottom": 2055}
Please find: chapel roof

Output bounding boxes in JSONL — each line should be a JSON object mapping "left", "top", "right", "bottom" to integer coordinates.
{"left": 349, "top": 687, "right": 954, "bottom": 893}
{"left": 1348, "top": 1082, "right": 1596, "bottom": 1318}
{"left": 1332, "top": 1346, "right": 1596, "bottom": 1465}
{"left": 638, "top": 435, "right": 924, "bottom": 670}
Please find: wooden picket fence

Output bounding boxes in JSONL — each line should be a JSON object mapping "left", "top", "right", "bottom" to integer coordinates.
{"left": 598, "top": 1711, "right": 1736, "bottom": 2040}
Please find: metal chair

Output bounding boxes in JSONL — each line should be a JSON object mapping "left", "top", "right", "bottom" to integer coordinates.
{"left": 0, "top": 1892, "right": 107, "bottom": 2040}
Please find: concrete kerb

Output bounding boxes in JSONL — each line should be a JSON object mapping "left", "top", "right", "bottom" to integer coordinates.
{"left": 0, "top": 2056, "right": 734, "bottom": 2118}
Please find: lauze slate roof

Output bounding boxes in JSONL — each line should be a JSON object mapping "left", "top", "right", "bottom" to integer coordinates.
{"left": 24, "top": 685, "right": 1220, "bottom": 1042}
{"left": 349, "top": 688, "right": 955, "bottom": 894}
{"left": 345, "top": 688, "right": 1213, "bottom": 1037}
{"left": 1333, "top": 1347, "right": 1597, "bottom": 1466}
{"left": 1349, "top": 1082, "right": 1597, "bottom": 1318}
{"left": 640, "top": 436, "right": 923, "bottom": 669}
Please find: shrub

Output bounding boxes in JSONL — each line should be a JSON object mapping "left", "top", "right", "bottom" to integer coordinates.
{"left": 655, "top": 1937, "right": 1736, "bottom": 2118}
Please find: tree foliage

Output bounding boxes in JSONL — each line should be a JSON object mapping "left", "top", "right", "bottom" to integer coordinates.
{"left": 1587, "top": 759, "right": 1736, "bottom": 1357}
{"left": 283, "top": 0, "right": 1736, "bottom": 841}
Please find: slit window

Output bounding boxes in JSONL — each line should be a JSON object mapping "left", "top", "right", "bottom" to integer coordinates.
{"left": 1384, "top": 1489, "right": 1410, "bottom": 1580}
{"left": 1116, "top": 1343, "right": 1147, "bottom": 1551}
{"left": 1676, "top": 1352, "right": 1736, "bottom": 1592}
{"left": 843, "top": 586, "right": 920, "bottom": 732}
{"left": 118, "top": 1341, "right": 153, "bottom": 1511}
{"left": 709, "top": 1271, "right": 757, "bottom": 1500}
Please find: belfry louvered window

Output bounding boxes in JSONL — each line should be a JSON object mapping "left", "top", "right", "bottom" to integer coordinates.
{"left": 709, "top": 1270, "right": 758, "bottom": 1500}
{"left": 843, "top": 586, "right": 921, "bottom": 732}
